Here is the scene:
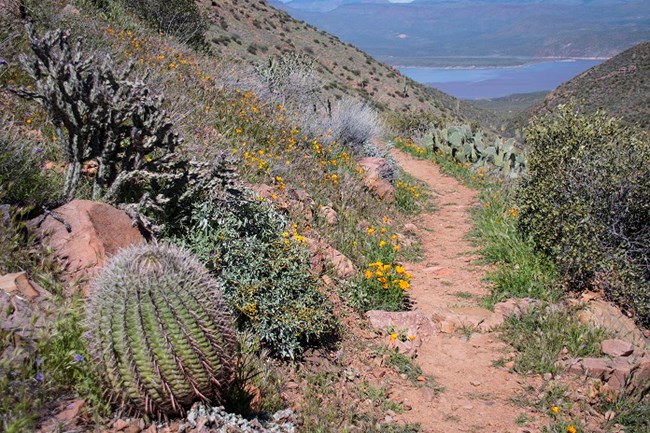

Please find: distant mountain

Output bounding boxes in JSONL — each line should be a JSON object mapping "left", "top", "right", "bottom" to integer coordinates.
{"left": 516, "top": 42, "right": 650, "bottom": 132}
{"left": 199, "top": 0, "right": 489, "bottom": 123}
{"left": 274, "top": 0, "right": 650, "bottom": 65}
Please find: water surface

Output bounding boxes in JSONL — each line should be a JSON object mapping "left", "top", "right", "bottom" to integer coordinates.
{"left": 399, "top": 59, "right": 602, "bottom": 99}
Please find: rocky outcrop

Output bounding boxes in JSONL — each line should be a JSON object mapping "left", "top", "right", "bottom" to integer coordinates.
{"left": 0, "top": 271, "right": 53, "bottom": 344}
{"left": 577, "top": 299, "right": 649, "bottom": 349}
{"left": 31, "top": 200, "right": 145, "bottom": 296}
{"left": 358, "top": 157, "right": 395, "bottom": 203}
{"left": 305, "top": 237, "right": 355, "bottom": 279}
{"left": 365, "top": 310, "right": 436, "bottom": 356}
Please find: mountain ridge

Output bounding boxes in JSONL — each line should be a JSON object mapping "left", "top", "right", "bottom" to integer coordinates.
{"left": 508, "top": 41, "right": 650, "bottom": 132}
{"left": 275, "top": 0, "right": 650, "bottom": 65}
{"left": 199, "top": 0, "right": 490, "bottom": 124}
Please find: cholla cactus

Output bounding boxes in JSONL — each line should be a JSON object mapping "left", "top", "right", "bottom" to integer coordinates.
{"left": 16, "top": 25, "right": 243, "bottom": 234}
{"left": 87, "top": 243, "right": 237, "bottom": 418}
{"left": 18, "top": 23, "right": 181, "bottom": 201}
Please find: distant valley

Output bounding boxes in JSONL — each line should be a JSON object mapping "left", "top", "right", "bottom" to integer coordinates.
{"left": 273, "top": 0, "right": 650, "bottom": 66}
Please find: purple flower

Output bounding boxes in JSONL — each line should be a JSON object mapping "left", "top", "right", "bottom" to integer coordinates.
{"left": 35, "top": 358, "right": 43, "bottom": 366}
{"left": 35, "top": 372, "right": 44, "bottom": 382}
{"left": 35, "top": 147, "right": 44, "bottom": 153}
{"left": 73, "top": 354, "right": 84, "bottom": 363}
{"left": 0, "top": 58, "right": 8, "bottom": 66}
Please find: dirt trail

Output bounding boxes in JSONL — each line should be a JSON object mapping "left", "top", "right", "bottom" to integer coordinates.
{"left": 391, "top": 149, "right": 526, "bottom": 433}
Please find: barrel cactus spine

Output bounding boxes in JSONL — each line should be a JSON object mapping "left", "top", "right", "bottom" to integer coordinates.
{"left": 87, "top": 243, "right": 237, "bottom": 418}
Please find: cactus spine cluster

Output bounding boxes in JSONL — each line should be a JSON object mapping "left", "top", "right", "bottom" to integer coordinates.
{"left": 423, "top": 125, "right": 526, "bottom": 177}
{"left": 87, "top": 243, "right": 237, "bottom": 418}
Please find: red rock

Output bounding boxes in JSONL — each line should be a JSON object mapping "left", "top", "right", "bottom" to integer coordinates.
{"left": 581, "top": 358, "right": 611, "bottom": 379}
{"left": 318, "top": 205, "right": 339, "bottom": 225}
{"left": 124, "top": 425, "right": 141, "bottom": 433}
{"left": 0, "top": 272, "right": 41, "bottom": 301}
{"left": 113, "top": 419, "right": 130, "bottom": 431}
{"left": 55, "top": 399, "right": 85, "bottom": 422}
{"left": 629, "top": 356, "right": 650, "bottom": 394}
{"left": 577, "top": 300, "right": 648, "bottom": 348}
{"left": 403, "top": 223, "right": 418, "bottom": 234}
{"left": 606, "top": 358, "right": 634, "bottom": 390}
{"left": 493, "top": 298, "right": 537, "bottom": 319}
{"left": 33, "top": 200, "right": 145, "bottom": 296}
{"left": 358, "top": 157, "right": 395, "bottom": 203}
{"left": 601, "top": 339, "right": 634, "bottom": 357}
{"left": 305, "top": 237, "right": 355, "bottom": 279}
{"left": 365, "top": 310, "right": 436, "bottom": 337}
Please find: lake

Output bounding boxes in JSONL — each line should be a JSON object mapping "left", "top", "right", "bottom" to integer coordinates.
{"left": 398, "top": 59, "right": 602, "bottom": 100}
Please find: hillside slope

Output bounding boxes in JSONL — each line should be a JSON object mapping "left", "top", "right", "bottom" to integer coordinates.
{"left": 514, "top": 42, "right": 650, "bottom": 132}
{"left": 197, "top": 0, "right": 489, "bottom": 124}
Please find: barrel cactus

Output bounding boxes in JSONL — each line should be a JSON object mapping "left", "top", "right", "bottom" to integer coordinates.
{"left": 87, "top": 243, "right": 237, "bottom": 418}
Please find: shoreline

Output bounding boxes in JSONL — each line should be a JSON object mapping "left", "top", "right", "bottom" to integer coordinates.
{"left": 389, "top": 57, "right": 608, "bottom": 70}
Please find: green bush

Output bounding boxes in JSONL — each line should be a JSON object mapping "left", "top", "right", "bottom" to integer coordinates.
{"left": 89, "top": 0, "right": 206, "bottom": 45}
{"left": 168, "top": 196, "right": 337, "bottom": 359}
{"left": 518, "top": 106, "right": 650, "bottom": 325}
{"left": 0, "top": 123, "right": 62, "bottom": 208}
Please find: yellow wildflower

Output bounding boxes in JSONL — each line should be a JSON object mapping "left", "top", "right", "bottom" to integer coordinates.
{"left": 408, "top": 335, "right": 416, "bottom": 341}
{"left": 395, "top": 265, "right": 406, "bottom": 274}
{"left": 390, "top": 333, "right": 397, "bottom": 342}
{"left": 379, "top": 240, "right": 387, "bottom": 247}
{"left": 364, "top": 270, "right": 373, "bottom": 279}
{"left": 367, "top": 227, "right": 375, "bottom": 235}
{"left": 567, "top": 426, "right": 577, "bottom": 433}
{"left": 397, "top": 280, "right": 410, "bottom": 290}
{"left": 393, "top": 245, "right": 401, "bottom": 252}
{"left": 552, "top": 406, "right": 559, "bottom": 414}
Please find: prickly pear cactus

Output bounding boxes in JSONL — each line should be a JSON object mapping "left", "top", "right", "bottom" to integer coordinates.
{"left": 87, "top": 243, "right": 237, "bottom": 418}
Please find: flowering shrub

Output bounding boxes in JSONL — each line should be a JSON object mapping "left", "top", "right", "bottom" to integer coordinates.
{"left": 352, "top": 258, "right": 413, "bottom": 311}
{"left": 168, "top": 196, "right": 337, "bottom": 359}
{"left": 395, "top": 178, "right": 426, "bottom": 214}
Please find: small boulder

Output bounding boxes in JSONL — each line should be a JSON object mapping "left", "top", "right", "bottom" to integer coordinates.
{"left": 493, "top": 298, "right": 538, "bottom": 319}
{"left": 601, "top": 339, "right": 635, "bottom": 358}
{"left": 305, "top": 237, "right": 355, "bottom": 279}
{"left": 629, "top": 356, "right": 650, "bottom": 394}
{"left": 577, "top": 300, "right": 648, "bottom": 349}
{"left": 358, "top": 157, "right": 395, "bottom": 203}
{"left": 32, "top": 200, "right": 145, "bottom": 296}
{"left": 318, "top": 205, "right": 339, "bottom": 225}
{"left": 581, "top": 358, "right": 611, "bottom": 378}
{"left": 365, "top": 310, "right": 436, "bottom": 338}
{"left": 0, "top": 272, "right": 41, "bottom": 301}
{"left": 403, "top": 223, "right": 418, "bottom": 234}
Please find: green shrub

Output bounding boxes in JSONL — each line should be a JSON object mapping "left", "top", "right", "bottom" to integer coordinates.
{"left": 0, "top": 122, "right": 63, "bottom": 208}
{"left": 91, "top": 0, "right": 206, "bottom": 45}
{"left": 518, "top": 106, "right": 650, "bottom": 325}
{"left": 501, "top": 304, "right": 605, "bottom": 375}
{"left": 168, "top": 197, "right": 337, "bottom": 359}
{"left": 87, "top": 243, "right": 237, "bottom": 417}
